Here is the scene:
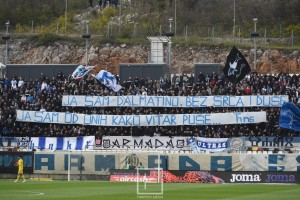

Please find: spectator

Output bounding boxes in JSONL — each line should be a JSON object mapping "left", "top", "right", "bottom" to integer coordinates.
{"left": 4, "top": 77, "right": 10, "bottom": 90}
{"left": 18, "top": 76, "right": 24, "bottom": 88}
{"left": 0, "top": 71, "right": 299, "bottom": 138}
{"left": 11, "top": 77, "right": 17, "bottom": 90}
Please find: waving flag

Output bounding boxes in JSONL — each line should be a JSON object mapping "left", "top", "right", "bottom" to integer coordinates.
{"left": 71, "top": 65, "right": 94, "bottom": 79}
{"left": 279, "top": 102, "right": 300, "bottom": 132}
{"left": 223, "top": 47, "right": 251, "bottom": 84}
{"left": 187, "top": 137, "right": 203, "bottom": 153}
{"left": 92, "top": 70, "right": 122, "bottom": 92}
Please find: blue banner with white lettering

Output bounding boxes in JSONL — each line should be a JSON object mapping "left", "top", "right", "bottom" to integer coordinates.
{"left": 279, "top": 102, "right": 300, "bottom": 132}
{"left": 187, "top": 137, "right": 228, "bottom": 153}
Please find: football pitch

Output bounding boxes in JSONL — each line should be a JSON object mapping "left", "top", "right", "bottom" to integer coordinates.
{"left": 0, "top": 179, "right": 299, "bottom": 200}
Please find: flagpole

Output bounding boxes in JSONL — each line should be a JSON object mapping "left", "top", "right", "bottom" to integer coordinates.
{"left": 86, "top": 21, "right": 89, "bottom": 67}
{"left": 253, "top": 18, "right": 257, "bottom": 71}
{"left": 174, "top": 0, "right": 177, "bottom": 35}
{"left": 233, "top": 0, "right": 236, "bottom": 43}
{"left": 65, "top": 0, "right": 67, "bottom": 34}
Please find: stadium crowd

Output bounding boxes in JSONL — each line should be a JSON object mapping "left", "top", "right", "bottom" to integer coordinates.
{"left": 0, "top": 71, "right": 299, "bottom": 140}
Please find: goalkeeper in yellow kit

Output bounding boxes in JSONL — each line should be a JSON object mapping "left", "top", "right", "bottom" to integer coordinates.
{"left": 15, "top": 155, "right": 26, "bottom": 182}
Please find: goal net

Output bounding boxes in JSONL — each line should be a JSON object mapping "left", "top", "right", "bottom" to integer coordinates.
{"left": 66, "top": 150, "right": 165, "bottom": 181}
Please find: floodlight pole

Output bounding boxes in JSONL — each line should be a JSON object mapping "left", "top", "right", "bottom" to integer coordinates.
{"left": 2, "top": 21, "right": 10, "bottom": 65}
{"left": 174, "top": 0, "right": 177, "bottom": 35}
{"left": 5, "top": 21, "right": 9, "bottom": 65}
{"left": 167, "top": 18, "right": 174, "bottom": 74}
{"left": 86, "top": 21, "right": 89, "bottom": 67}
{"left": 253, "top": 18, "right": 257, "bottom": 71}
{"left": 82, "top": 21, "right": 91, "bottom": 67}
{"left": 65, "top": 0, "right": 67, "bottom": 34}
{"left": 169, "top": 18, "right": 172, "bottom": 34}
{"left": 251, "top": 18, "right": 259, "bottom": 71}
{"left": 119, "top": 0, "right": 121, "bottom": 34}
{"left": 5, "top": 21, "right": 9, "bottom": 36}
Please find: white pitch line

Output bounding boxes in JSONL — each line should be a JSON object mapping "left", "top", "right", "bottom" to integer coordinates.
{"left": 144, "top": 173, "right": 148, "bottom": 190}
{"left": 0, "top": 191, "right": 45, "bottom": 196}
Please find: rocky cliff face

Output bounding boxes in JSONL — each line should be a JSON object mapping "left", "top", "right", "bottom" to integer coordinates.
{"left": 2, "top": 39, "right": 300, "bottom": 75}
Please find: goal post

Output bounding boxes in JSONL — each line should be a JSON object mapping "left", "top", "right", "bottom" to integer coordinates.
{"left": 136, "top": 167, "right": 164, "bottom": 195}
{"left": 135, "top": 151, "right": 164, "bottom": 196}
{"left": 67, "top": 150, "right": 71, "bottom": 182}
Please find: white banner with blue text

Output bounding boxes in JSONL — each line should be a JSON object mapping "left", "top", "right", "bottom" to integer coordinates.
{"left": 25, "top": 136, "right": 95, "bottom": 151}
{"left": 62, "top": 95, "right": 288, "bottom": 107}
{"left": 16, "top": 110, "right": 267, "bottom": 126}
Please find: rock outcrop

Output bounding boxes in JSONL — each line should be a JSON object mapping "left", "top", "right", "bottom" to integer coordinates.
{"left": 2, "top": 39, "right": 299, "bottom": 75}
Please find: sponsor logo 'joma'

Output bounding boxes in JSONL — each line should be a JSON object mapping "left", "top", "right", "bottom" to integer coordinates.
{"left": 266, "top": 174, "right": 296, "bottom": 183}
{"left": 230, "top": 174, "right": 261, "bottom": 182}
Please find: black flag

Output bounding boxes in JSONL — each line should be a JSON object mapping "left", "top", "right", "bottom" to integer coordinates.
{"left": 223, "top": 47, "right": 251, "bottom": 83}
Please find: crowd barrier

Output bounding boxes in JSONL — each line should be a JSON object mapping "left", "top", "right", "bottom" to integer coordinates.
{"left": 110, "top": 170, "right": 300, "bottom": 184}
{"left": 1, "top": 136, "right": 300, "bottom": 154}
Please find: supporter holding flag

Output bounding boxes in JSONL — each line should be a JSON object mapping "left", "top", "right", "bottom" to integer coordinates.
{"left": 71, "top": 65, "right": 94, "bottom": 79}
{"left": 223, "top": 47, "right": 251, "bottom": 84}
{"left": 92, "top": 70, "right": 122, "bottom": 92}
{"left": 279, "top": 102, "right": 300, "bottom": 132}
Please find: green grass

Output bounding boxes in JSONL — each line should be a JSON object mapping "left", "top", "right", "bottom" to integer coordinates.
{"left": 0, "top": 179, "right": 299, "bottom": 200}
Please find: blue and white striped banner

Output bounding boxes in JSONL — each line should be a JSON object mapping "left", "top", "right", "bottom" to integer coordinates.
{"left": 27, "top": 136, "right": 95, "bottom": 151}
